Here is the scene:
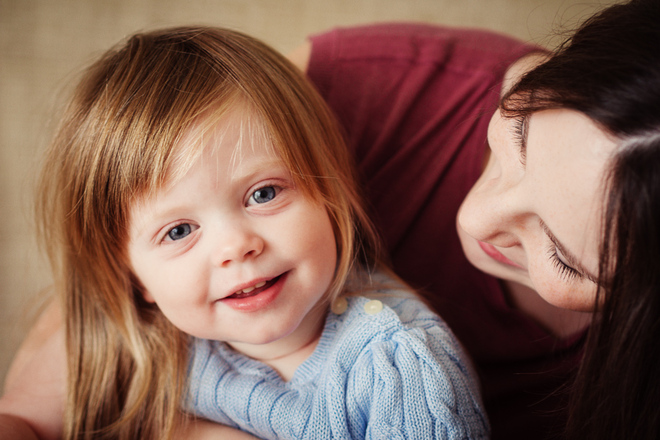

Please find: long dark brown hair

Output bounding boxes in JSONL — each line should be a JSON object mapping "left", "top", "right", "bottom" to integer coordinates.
{"left": 502, "top": 0, "right": 660, "bottom": 438}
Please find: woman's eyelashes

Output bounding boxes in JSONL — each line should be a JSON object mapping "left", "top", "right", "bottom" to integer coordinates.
{"left": 540, "top": 221, "right": 596, "bottom": 282}
{"left": 547, "top": 245, "right": 582, "bottom": 282}
{"left": 511, "top": 115, "right": 528, "bottom": 166}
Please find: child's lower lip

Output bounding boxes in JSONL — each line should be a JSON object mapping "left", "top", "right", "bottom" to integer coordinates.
{"left": 220, "top": 272, "right": 288, "bottom": 312}
{"left": 478, "top": 241, "right": 523, "bottom": 269}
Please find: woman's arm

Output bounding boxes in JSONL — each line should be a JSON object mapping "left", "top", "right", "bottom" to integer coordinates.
{"left": 0, "top": 301, "right": 65, "bottom": 440}
{"left": 0, "top": 415, "right": 39, "bottom": 440}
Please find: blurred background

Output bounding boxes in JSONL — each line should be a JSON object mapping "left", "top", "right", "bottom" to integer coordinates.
{"left": 0, "top": 0, "right": 615, "bottom": 389}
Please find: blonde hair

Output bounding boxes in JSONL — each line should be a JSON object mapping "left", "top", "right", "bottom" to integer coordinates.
{"left": 36, "top": 26, "right": 383, "bottom": 439}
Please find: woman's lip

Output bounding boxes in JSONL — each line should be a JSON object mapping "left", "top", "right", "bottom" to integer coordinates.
{"left": 220, "top": 272, "right": 288, "bottom": 312}
{"left": 478, "top": 241, "right": 523, "bottom": 269}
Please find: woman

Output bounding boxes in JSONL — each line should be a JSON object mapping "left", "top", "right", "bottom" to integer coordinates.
{"left": 289, "top": 25, "right": 568, "bottom": 440}
{"left": 1, "top": 0, "right": 659, "bottom": 439}
{"left": 289, "top": 0, "right": 660, "bottom": 438}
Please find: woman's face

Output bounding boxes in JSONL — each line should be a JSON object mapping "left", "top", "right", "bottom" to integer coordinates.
{"left": 457, "top": 108, "right": 618, "bottom": 312}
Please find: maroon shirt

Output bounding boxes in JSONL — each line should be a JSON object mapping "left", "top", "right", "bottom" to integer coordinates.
{"left": 308, "top": 23, "right": 583, "bottom": 440}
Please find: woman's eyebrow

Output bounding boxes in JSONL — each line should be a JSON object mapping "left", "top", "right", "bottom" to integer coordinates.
{"left": 540, "top": 220, "right": 599, "bottom": 284}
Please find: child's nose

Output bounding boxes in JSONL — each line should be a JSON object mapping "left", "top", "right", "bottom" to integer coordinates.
{"left": 212, "top": 224, "right": 264, "bottom": 267}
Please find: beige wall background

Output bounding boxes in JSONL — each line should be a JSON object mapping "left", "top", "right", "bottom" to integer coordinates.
{"left": 0, "top": 0, "right": 614, "bottom": 389}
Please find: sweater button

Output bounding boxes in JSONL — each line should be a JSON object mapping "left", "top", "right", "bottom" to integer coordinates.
{"left": 363, "top": 300, "right": 383, "bottom": 315}
{"left": 331, "top": 297, "right": 348, "bottom": 315}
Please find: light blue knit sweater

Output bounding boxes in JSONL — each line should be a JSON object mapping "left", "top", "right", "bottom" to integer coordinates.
{"left": 186, "top": 284, "right": 489, "bottom": 439}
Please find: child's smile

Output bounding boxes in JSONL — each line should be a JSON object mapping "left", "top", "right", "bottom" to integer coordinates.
{"left": 221, "top": 272, "right": 288, "bottom": 312}
{"left": 127, "top": 108, "right": 337, "bottom": 362}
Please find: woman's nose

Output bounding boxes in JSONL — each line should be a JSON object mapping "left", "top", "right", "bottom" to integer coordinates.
{"left": 211, "top": 223, "right": 264, "bottom": 267}
{"left": 458, "top": 171, "right": 528, "bottom": 248}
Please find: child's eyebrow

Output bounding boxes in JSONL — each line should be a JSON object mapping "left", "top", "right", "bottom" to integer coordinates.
{"left": 227, "top": 158, "right": 289, "bottom": 182}
{"left": 127, "top": 201, "right": 180, "bottom": 243}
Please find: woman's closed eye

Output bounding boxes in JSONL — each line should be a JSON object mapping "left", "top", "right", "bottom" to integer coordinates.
{"left": 547, "top": 245, "right": 582, "bottom": 282}
{"left": 511, "top": 115, "right": 528, "bottom": 166}
{"left": 540, "top": 219, "right": 597, "bottom": 284}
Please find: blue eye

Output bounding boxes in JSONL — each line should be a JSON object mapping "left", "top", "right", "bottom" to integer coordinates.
{"left": 250, "top": 186, "right": 277, "bottom": 204}
{"left": 167, "top": 224, "right": 192, "bottom": 241}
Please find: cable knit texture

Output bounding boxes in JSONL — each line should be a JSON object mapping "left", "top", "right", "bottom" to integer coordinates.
{"left": 186, "top": 279, "right": 489, "bottom": 439}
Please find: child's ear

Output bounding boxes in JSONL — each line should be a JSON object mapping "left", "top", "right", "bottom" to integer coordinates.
{"left": 142, "top": 290, "right": 156, "bottom": 303}
{"left": 131, "top": 274, "right": 155, "bottom": 303}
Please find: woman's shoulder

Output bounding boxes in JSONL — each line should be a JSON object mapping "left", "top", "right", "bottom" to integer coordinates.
{"left": 307, "top": 22, "right": 541, "bottom": 76}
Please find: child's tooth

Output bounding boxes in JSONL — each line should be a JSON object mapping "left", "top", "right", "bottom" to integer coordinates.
{"left": 236, "top": 281, "right": 267, "bottom": 295}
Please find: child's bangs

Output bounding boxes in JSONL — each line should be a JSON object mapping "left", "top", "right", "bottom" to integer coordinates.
{"left": 121, "top": 58, "right": 242, "bottom": 202}
{"left": 153, "top": 96, "right": 287, "bottom": 193}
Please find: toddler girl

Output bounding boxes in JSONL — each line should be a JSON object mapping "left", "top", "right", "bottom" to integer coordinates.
{"left": 36, "top": 26, "right": 487, "bottom": 439}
